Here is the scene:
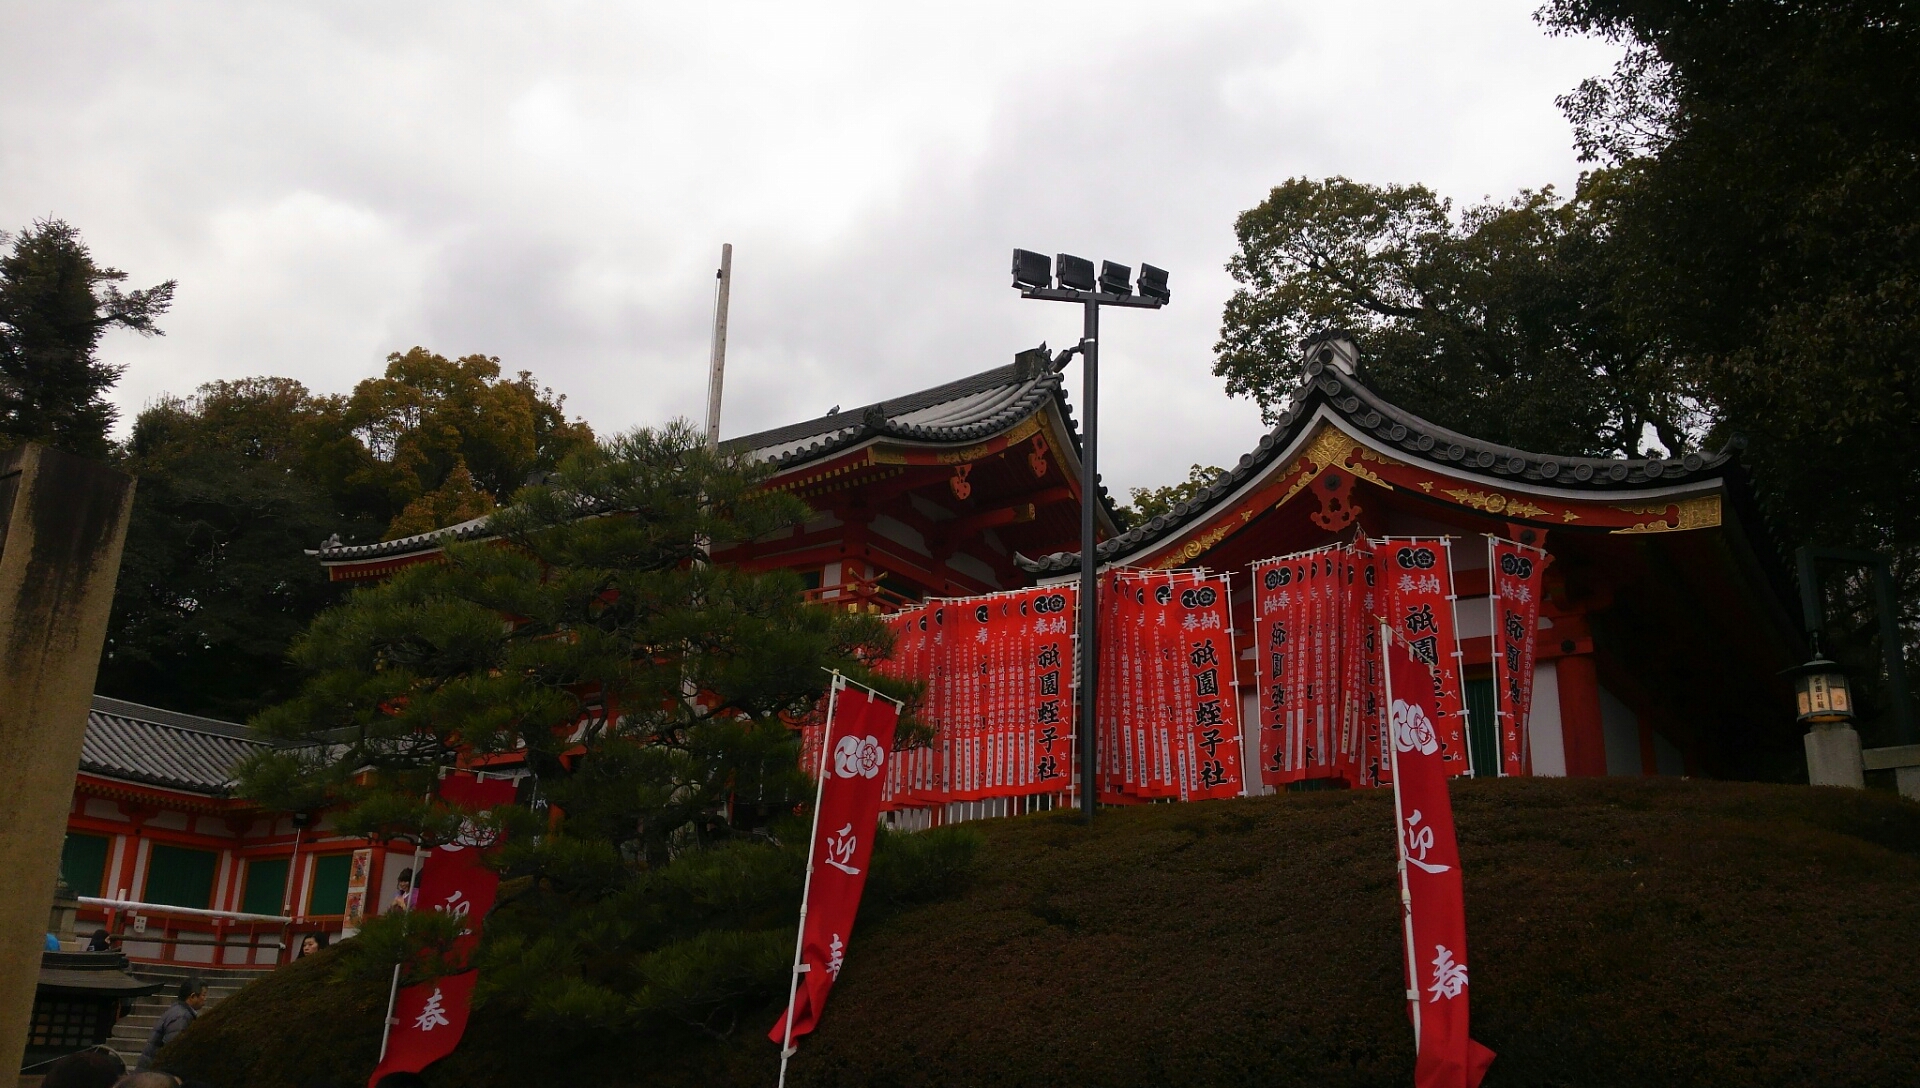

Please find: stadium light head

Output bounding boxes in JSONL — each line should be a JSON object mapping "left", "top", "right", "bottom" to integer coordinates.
{"left": 1137, "top": 263, "right": 1170, "bottom": 303}
{"left": 1011, "top": 249, "right": 1053, "bottom": 291}
{"left": 1099, "top": 261, "right": 1132, "bottom": 297}
{"left": 1055, "top": 253, "right": 1096, "bottom": 293}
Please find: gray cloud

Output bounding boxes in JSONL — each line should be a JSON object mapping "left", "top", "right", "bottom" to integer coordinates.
{"left": 1, "top": 1, "right": 1620, "bottom": 494}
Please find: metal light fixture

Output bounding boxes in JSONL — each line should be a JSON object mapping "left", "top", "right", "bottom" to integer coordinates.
{"left": 1011, "top": 249, "right": 1053, "bottom": 291}
{"left": 1055, "top": 252, "right": 1096, "bottom": 292}
{"left": 1790, "top": 642, "right": 1855, "bottom": 725}
{"left": 1137, "top": 262, "right": 1170, "bottom": 303}
{"left": 1010, "top": 246, "right": 1168, "bottom": 821}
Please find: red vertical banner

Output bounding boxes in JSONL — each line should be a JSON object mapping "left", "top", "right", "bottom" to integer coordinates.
{"left": 1019, "top": 585, "right": 1076, "bottom": 797}
{"left": 771, "top": 683, "right": 902, "bottom": 1050}
{"left": 1383, "top": 628, "right": 1497, "bottom": 1088}
{"left": 367, "top": 772, "right": 518, "bottom": 1088}
{"left": 1352, "top": 544, "right": 1390, "bottom": 788}
{"left": 1380, "top": 539, "right": 1472, "bottom": 777}
{"left": 1488, "top": 538, "right": 1552, "bottom": 777}
{"left": 1252, "top": 555, "right": 1297, "bottom": 786}
{"left": 1173, "top": 572, "right": 1243, "bottom": 800}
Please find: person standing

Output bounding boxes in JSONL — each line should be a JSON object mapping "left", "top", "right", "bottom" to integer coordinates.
{"left": 386, "top": 868, "right": 415, "bottom": 914}
{"left": 136, "top": 978, "right": 205, "bottom": 1071}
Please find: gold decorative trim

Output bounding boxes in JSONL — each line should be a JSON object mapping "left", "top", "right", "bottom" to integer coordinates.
{"left": 1301, "top": 424, "right": 1357, "bottom": 471}
{"left": 1442, "top": 487, "right": 1549, "bottom": 519}
{"left": 1273, "top": 457, "right": 1316, "bottom": 509}
{"left": 870, "top": 416, "right": 1041, "bottom": 465}
{"left": 1611, "top": 494, "right": 1722, "bottom": 534}
{"left": 1156, "top": 519, "right": 1239, "bottom": 567}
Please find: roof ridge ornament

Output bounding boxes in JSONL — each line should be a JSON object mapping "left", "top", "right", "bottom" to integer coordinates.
{"left": 1302, "top": 329, "right": 1360, "bottom": 378}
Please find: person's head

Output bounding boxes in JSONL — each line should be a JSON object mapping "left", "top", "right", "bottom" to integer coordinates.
{"left": 43, "top": 1046, "right": 124, "bottom": 1088}
{"left": 300, "top": 931, "right": 330, "bottom": 957}
{"left": 177, "top": 978, "right": 207, "bottom": 1009}
{"left": 373, "top": 1073, "right": 429, "bottom": 1088}
{"left": 395, "top": 867, "right": 413, "bottom": 892}
{"left": 89, "top": 927, "right": 110, "bottom": 945}
{"left": 112, "top": 1073, "right": 181, "bottom": 1088}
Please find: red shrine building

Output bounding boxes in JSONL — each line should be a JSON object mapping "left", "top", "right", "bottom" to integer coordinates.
{"left": 312, "top": 333, "right": 1804, "bottom": 793}
{"left": 57, "top": 696, "right": 419, "bottom": 965}
{"left": 59, "top": 332, "right": 1806, "bottom": 963}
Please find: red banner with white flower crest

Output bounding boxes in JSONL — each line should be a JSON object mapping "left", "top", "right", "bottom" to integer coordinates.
{"left": 771, "top": 681, "right": 901, "bottom": 1050}
{"left": 1382, "top": 624, "right": 1496, "bottom": 1088}
{"left": 1379, "top": 538, "right": 1473, "bottom": 776}
{"left": 1487, "top": 538, "right": 1551, "bottom": 777}
{"left": 367, "top": 770, "right": 517, "bottom": 1088}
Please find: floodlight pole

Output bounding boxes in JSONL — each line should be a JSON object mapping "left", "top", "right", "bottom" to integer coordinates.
{"left": 1017, "top": 278, "right": 1165, "bottom": 821}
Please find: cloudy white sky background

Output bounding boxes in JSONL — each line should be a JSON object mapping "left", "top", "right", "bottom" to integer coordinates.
{"left": 2, "top": 2, "right": 1621, "bottom": 495}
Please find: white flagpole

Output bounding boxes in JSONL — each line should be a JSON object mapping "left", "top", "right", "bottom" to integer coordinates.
{"left": 1441, "top": 537, "right": 1475, "bottom": 779}
{"left": 1381, "top": 621, "right": 1423, "bottom": 1054}
{"left": 778, "top": 672, "right": 845, "bottom": 1088}
{"left": 1486, "top": 535, "right": 1505, "bottom": 777}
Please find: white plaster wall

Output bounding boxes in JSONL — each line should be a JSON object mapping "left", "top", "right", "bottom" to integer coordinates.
{"left": 83, "top": 798, "right": 127, "bottom": 821}
{"left": 146, "top": 811, "right": 189, "bottom": 831}
{"left": 870, "top": 514, "right": 929, "bottom": 555}
{"left": 1600, "top": 685, "right": 1644, "bottom": 776}
{"left": 1527, "top": 660, "right": 1566, "bottom": 777}
{"left": 946, "top": 550, "right": 1001, "bottom": 589}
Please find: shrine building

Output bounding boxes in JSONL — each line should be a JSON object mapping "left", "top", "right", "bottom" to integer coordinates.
{"left": 311, "top": 332, "right": 1805, "bottom": 788}
{"left": 57, "top": 696, "right": 417, "bottom": 966}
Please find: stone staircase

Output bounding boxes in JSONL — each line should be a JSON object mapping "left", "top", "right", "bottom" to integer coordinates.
{"left": 105, "top": 964, "right": 264, "bottom": 1070}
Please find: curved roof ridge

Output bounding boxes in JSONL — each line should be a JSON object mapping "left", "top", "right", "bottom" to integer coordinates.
{"left": 1018, "top": 356, "right": 1745, "bottom": 575}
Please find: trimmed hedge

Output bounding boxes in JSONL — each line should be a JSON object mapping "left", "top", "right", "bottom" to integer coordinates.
{"left": 165, "top": 778, "right": 1920, "bottom": 1087}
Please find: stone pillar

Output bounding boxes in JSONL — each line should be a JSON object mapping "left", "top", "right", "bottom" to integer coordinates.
{"left": 1804, "top": 724, "right": 1865, "bottom": 788}
{"left": 0, "top": 444, "right": 135, "bottom": 1075}
{"left": 1555, "top": 652, "right": 1609, "bottom": 777}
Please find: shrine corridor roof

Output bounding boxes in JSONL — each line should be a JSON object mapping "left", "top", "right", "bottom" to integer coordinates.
{"left": 81, "top": 695, "right": 268, "bottom": 797}
{"left": 313, "top": 346, "right": 1091, "bottom": 564}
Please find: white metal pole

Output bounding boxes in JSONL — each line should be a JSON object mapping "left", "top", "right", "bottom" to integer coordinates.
{"left": 778, "top": 673, "right": 844, "bottom": 1088}
{"left": 705, "top": 244, "right": 733, "bottom": 453}
{"left": 1381, "top": 621, "right": 1423, "bottom": 1053}
{"left": 1486, "top": 535, "right": 1506, "bottom": 776}
{"left": 1442, "top": 538, "right": 1475, "bottom": 779}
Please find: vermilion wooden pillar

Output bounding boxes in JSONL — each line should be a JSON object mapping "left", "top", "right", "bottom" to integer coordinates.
{"left": 1556, "top": 653, "right": 1609, "bottom": 777}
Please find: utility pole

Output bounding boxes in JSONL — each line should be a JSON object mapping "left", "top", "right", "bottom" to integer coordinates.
{"left": 1011, "top": 250, "right": 1169, "bottom": 821}
{"left": 705, "top": 243, "right": 733, "bottom": 452}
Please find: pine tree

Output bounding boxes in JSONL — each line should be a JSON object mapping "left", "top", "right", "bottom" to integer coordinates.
{"left": 0, "top": 219, "right": 173, "bottom": 457}
{"left": 239, "top": 422, "right": 961, "bottom": 1050}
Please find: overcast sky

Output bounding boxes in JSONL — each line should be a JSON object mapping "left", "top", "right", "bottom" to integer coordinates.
{"left": 2, "top": 2, "right": 1619, "bottom": 495}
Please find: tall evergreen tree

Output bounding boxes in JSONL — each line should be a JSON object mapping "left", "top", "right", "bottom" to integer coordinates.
{"left": 0, "top": 219, "right": 173, "bottom": 457}
{"left": 239, "top": 424, "right": 960, "bottom": 1049}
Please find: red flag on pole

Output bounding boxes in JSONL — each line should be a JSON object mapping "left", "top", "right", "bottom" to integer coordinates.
{"left": 1382, "top": 625, "right": 1495, "bottom": 1088}
{"left": 366, "top": 771, "right": 517, "bottom": 1088}
{"left": 1381, "top": 539, "right": 1473, "bottom": 776}
{"left": 771, "top": 679, "right": 901, "bottom": 1059}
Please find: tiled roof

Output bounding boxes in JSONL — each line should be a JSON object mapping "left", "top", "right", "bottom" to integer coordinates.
{"left": 81, "top": 696, "right": 269, "bottom": 796}
{"left": 1018, "top": 346, "right": 1744, "bottom": 575}
{"left": 720, "top": 347, "right": 1068, "bottom": 466}
{"left": 312, "top": 345, "right": 1118, "bottom": 563}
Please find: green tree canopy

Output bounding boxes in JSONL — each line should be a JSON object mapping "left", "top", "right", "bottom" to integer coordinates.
{"left": 1213, "top": 176, "right": 1697, "bottom": 459}
{"left": 103, "top": 352, "right": 596, "bottom": 716}
{"left": 239, "top": 423, "right": 946, "bottom": 1042}
{"left": 334, "top": 347, "right": 596, "bottom": 538}
{"left": 1118, "top": 464, "right": 1225, "bottom": 526}
{"left": 0, "top": 219, "right": 173, "bottom": 457}
{"left": 99, "top": 378, "right": 364, "bottom": 719}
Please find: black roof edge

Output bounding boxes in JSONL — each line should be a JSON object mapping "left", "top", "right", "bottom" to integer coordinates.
{"left": 1017, "top": 356, "right": 1745, "bottom": 575}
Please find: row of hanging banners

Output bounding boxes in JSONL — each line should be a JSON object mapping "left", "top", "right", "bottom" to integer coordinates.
{"left": 798, "top": 536, "right": 1551, "bottom": 807}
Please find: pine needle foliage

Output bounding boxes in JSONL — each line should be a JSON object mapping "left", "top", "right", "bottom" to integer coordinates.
{"left": 239, "top": 421, "right": 928, "bottom": 1044}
